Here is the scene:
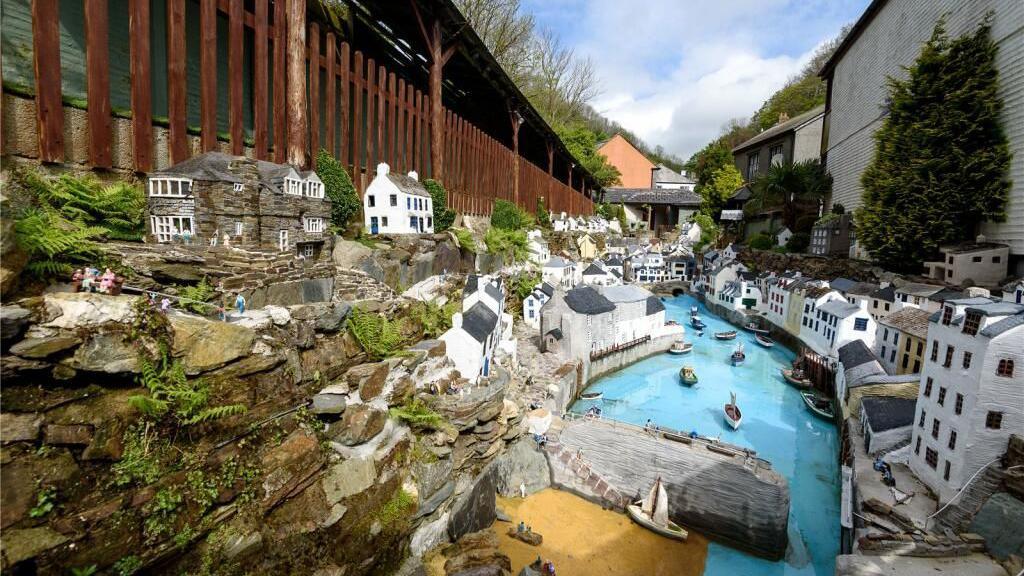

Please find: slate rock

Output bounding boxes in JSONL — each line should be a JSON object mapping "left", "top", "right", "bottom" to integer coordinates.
{"left": 69, "top": 332, "right": 137, "bottom": 373}
{"left": 0, "top": 305, "right": 31, "bottom": 344}
{"left": 448, "top": 463, "right": 498, "bottom": 540}
{"left": 330, "top": 404, "right": 386, "bottom": 446}
{"left": 311, "top": 393, "right": 347, "bottom": 415}
{"left": 346, "top": 362, "right": 389, "bottom": 401}
{"left": 9, "top": 336, "right": 81, "bottom": 359}
{"left": 494, "top": 439, "right": 550, "bottom": 498}
{"left": 44, "top": 424, "right": 94, "bottom": 446}
{"left": 0, "top": 413, "right": 42, "bottom": 444}
{"left": 170, "top": 315, "right": 255, "bottom": 374}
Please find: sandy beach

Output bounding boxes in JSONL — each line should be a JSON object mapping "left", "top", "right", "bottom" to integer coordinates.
{"left": 495, "top": 488, "right": 708, "bottom": 576}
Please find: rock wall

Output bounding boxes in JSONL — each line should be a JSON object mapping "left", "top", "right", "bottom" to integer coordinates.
{"left": 739, "top": 248, "right": 882, "bottom": 283}
{"left": 584, "top": 333, "right": 677, "bottom": 385}
{"left": 333, "top": 234, "right": 491, "bottom": 293}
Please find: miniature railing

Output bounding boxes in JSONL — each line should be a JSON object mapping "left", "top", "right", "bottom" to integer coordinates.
{"left": 589, "top": 335, "right": 651, "bottom": 361}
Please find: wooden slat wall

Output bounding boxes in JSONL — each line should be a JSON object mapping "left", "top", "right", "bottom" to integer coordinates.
{"left": 16, "top": 2, "right": 594, "bottom": 215}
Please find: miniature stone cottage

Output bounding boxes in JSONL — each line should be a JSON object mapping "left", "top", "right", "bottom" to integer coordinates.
{"left": 363, "top": 162, "right": 434, "bottom": 234}
{"left": 146, "top": 152, "right": 331, "bottom": 258}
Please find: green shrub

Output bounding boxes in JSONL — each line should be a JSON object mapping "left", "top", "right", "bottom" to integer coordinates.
{"left": 14, "top": 208, "right": 106, "bottom": 277}
{"left": 490, "top": 199, "right": 532, "bottom": 231}
{"left": 748, "top": 233, "right": 774, "bottom": 251}
{"left": 424, "top": 179, "right": 456, "bottom": 232}
{"left": 347, "top": 307, "right": 407, "bottom": 360}
{"left": 111, "top": 424, "right": 164, "bottom": 487}
{"left": 316, "top": 149, "right": 361, "bottom": 232}
{"left": 786, "top": 232, "right": 810, "bottom": 253}
{"left": 451, "top": 228, "right": 477, "bottom": 254}
{"left": 535, "top": 197, "right": 551, "bottom": 229}
{"left": 484, "top": 228, "right": 528, "bottom": 262}
{"left": 129, "top": 355, "right": 246, "bottom": 426}
{"left": 407, "top": 299, "right": 459, "bottom": 339}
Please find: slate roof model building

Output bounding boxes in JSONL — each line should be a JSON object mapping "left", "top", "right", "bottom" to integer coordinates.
{"left": 878, "top": 307, "right": 931, "bottom": 340}
{"left": 147, "top": 152, "right": 330, "bottom": 258}
{"left": 363, "top": 163, "right": 434, "bottom": 235}
{"left": 441, "top": 274, "right": 507, "bottom": 383}
{"left": 861, "top": 396, "right": 918, "bottom": 433}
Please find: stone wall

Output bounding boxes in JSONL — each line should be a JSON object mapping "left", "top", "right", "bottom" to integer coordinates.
{"left": 584, "top": 332, "right": 677, "bottom": 385}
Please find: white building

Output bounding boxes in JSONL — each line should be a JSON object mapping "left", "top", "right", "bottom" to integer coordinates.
{"left": 716, "top": 272, "right": 764, "bottom": 312}
{"left": 526, "top": 230, "right": 550, "bottom": 266}
{"left": 440, "top": 275, "right": 507, "bottom": 382}
{"left": 679, "top": 221, "right": 701, "bottom": 244}
{"left": 894, "top": 283, "right": 950, "bottom": 313}
{"left": 909, "top": 297, "right": 1024, "bottom": 502}
{"left": 651, "top": 165, "right": 696, "bottom": 192}
{"left": 860, "top": 397, "right": 918, "bottom": 456}
{"left": 363, "top": 163, "right": 433, "bottom": 235}
{"left": 1003, "top": 279, "right": 1024, "bottom": 305}
{"left": 813, "top": 298, "right": 876, "bottom": 356}
{"left": 581, "top": 262, "right": 620, "bottom": 286}
{"left": 522, "top": 282, "right": 554, "bottom": 329}
{"left": 631, "top": 253, "right": 667, "bottom": 284}
{"left": 542, "top": 256, "right": 578, "bottom": 289}
{"left": 765, "top": 272, "right": 802, "bottom": 327}
{"left": 923, "top": 240, "right": 1010, "bottom": 288}
{"left": 776, "top": 227, "right": 793, "bottom": 248}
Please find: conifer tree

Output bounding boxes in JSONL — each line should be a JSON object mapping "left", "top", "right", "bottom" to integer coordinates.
{"left": 855, "top": 17, "right": 1010, "bottom": 272}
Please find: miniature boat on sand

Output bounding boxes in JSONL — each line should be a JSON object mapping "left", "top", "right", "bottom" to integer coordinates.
{"left": 626, "top": 476, "right": 688, "bottom": 541}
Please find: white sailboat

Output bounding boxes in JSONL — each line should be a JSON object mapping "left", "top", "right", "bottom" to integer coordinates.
{"left": 626, "top": 476, "right": 688, "bottom": 541}
{"left": 724, "top": 391, "right": 742, "bottom": 430}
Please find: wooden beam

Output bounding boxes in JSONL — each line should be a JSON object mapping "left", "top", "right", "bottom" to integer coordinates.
{"left": 308, "top": 22, "right": 320, "bottom": 166}
{"left": 167, "top": 0, "right": 188, "bottom": 164}
{"left": 33, "top": 0, "right": 63, "bottom": 163}
{"left": 199, "top": 0, "right": 217, "bottom": 152}
{"left": 253, "top": 0, "right": 268, "bottom": 159}
{"left": 85, "top": 0, "right": 112, "bottom": 168}
{"left": 229, "top": 0, "right": 244, "bottom": 154}
{"left": 286, "top": 0, "right": 307, "bottom": 167}
{"left": 129, "top": 0, "right": 151, "bottom": 171}
{"left": 340, "top": 42, "right": 351, "bottom": 168}
{"left": 273, "top": 0, "right": 286, "bottom": 162}
{"left": 325, "top": 32, "right": 336, "bottom": 157}
{"left": 352, "top": 50, "right": 364, "bottom": 189}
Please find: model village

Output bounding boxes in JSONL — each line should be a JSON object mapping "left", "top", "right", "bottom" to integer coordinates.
{"left": 1, "top": 1, "right": 1022, "bottom": 576}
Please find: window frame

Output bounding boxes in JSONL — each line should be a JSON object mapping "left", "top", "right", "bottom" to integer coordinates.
{"left": 150, "top": 215, "right": 195, "bottom": 243}
{"left": 148, "top": 177, "right": 193, "bottom": 198}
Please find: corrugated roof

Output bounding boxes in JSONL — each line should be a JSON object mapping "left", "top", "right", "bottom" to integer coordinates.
{"left": 564, "top": 286, "right": 615, "bottom": 315}
{"left": 879, "top": 307, "right": 931, "bottom": 339}
{"left": 861, "top": 396, "right": 917, "bottom": 432}
{"left": 731, "top": 105, "right": 825, "bottom": 153}
{"left": 602, "top": 188, "right": 701, "bottom": 206}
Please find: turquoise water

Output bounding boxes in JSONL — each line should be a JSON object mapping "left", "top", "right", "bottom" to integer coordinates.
{"left": 570, "top": 294, "right": 839, "bottom": 576}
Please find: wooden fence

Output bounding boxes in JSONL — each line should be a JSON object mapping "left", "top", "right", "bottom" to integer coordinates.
{"left": 13, "top": 0, "right": 593, "bottom": 217}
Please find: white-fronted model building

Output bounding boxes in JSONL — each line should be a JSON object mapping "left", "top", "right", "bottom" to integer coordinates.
{"left": 909, "top": 297, "right": 1024, "bottom": 502}
{"left": 522, "top": 282, "right": 554, "bottom": 329}
{"left": 526, "top": 230, "right": 550, "bottom": 266}
{"left": 542, "top": 256, "right": 578, "bottom": 289}
{"left": 440, "top": 275, "right": 507, "bottom": 382}
{"left": 363, "top": 163, "right": 433, "bottom": 235}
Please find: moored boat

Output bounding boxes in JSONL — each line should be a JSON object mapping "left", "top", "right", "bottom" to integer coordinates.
{"left": 679, "top": 365, "right": 698, "bottom": 386}
{"left": 781, "top": 368, "right": 812, "bottom": 389}
{"left": 713, "top": 330, "right": 737, "bottom": 340}
{"left": 730, "top": 342, "right": 745, "bottom": 366}
{"left": 691, "top": 317, "right": 706, "bottom": 329}
{"left": 580, "top": 391, "right": 603, "bottom": 400}
{"left": 626, "top": 477, "right": 688, "bottom": 541}
{"left": 690, "top": 306, "right": 699, "bottom": 316}
{"left": 743, "top": 322, "right": 770, "bottom": 334}
{"left": 800, "top": 391, "right": 835, "bottom": 420}
{"left": 724, "top": 392, "right": 742, "bottom": 430}
{"left": 668, "top": 340, "right": 693, "bottom": 355}
{"left": 754, "top": 333, "right": 774, "bottom": 347}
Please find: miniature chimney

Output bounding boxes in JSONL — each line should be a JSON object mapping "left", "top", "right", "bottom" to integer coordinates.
{"left": 778, "top": 112, "right": 790, "bottom": 124}
{"left": 408, "top": 170, "right": 419, "bottom": 181}
{"left": 376, "top": 162, "right": 390, "bottom": 176}
{"left": 451, "top": 312, "right": 463, "bottom": 330}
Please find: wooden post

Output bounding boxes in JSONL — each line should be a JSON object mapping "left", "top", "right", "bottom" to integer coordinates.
{"left": 85, "top": 0, "right": 112, "bottom": 168}
{"left": 33, "top": 0, "right": 63, "bottom": 163}
{"left": 199, "top": 0, "right": 217, "bottom": 152}
{"left": 308, "top": 22, "right": 320, "bottom": 166}
{"left": 129, "top": 0, "right": 152, "bottom": 171}
{"left": 411, "top": 1, "right": 458, "bottom": 183}
{"left": 286, "top": 0, "right": 307, "bottom": 167}
{"left": 509, "top": 107, "right": 522, "bottom": 208}
{"left": 167, "top": 0, "right": 188, "bottom": 164}
{"left": 325, "top": 32, "right": 336, "bottom": 157}
{"left": 229, "top": 0, "right": 244, "bottom": 154}
{"left": 253, "top": 0, "right": 269, "bottom": 159}
{"left": 273, "top": 0, "right": 286, "bottom": 162}
{"left": 340, "top": 42, "right": 351, "bottom": 167}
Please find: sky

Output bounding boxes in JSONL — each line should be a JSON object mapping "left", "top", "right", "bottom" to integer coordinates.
{"left": 521, "top": 0, "right": 871, "bottom": 160}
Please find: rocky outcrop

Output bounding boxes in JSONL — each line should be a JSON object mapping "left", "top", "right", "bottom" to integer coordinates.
{"left": 449, "top": 463, "right": 499, "bottom": 541}
{"left": 442, "top": 530, "right": 512, "bottom": 576}
{"left": 739, "top": 247, "right": 881, "bottom": 283}
{"left": 494, "top": 438, "right": 550, "bottom": 498}
{"left": 333, "top": 234, "right": 485, "bottom": 293}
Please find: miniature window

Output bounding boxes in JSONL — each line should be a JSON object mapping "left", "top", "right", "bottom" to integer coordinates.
{"left": 854, "top": 318, "right": 868, "bottom": 331}
{"left": 149, "top": 178, "right": 193, "bottom": 197}
{"left": 301, "top": 244, "right": 315, "bottom": 258}
{"left": 150, "top": 215, "right": 194, "bottom": 243}
{"left": 279, "top": 230, "right": 288, "bottom": 251}
{"left": 924, "top": 377, "right": 932, "bottom": 397}
{"left": 234, "top": 222, "right": 243, "bottom": 236}
{"left": 962, "top": 351, "right": 972, "bottom": 369}
{"left": 305, "top": 181, "right": 324, "bottom": 198}
{"left": 962, "top": 312, "right": 981, "bottom": 336}
{"left": 919, "top": 409, "right": 926, "bottom": 428}
{"left": 304, "top": 218, "right": 324, "bottom": 234}
{"left": 914, "top": 436, "right": 921, "bottom": 454}
{"left": 368, "top": 195, "right": 376, "bottom": 207}
{"left": 285, "top": 178, "right": 302, "bottom": 195}
{"left": 997, "top": 359, "right": 1014, "bottom": 377}
{"left": 943, "top": 345, "right": 954, "bottom": 368}
{"left": 390, "top": 194, "right": 398, "bottom": 207}
{"left": 943, "top": 461, "right": 951, "bottom": 481}
{"left": 925, "top": 447, "right": 938, "bottom": 469}
{"left": 955, "top": 393, "right": 963, "bottom": 415}
{"left": 931, "top": 419, "right": 940, "bottom": 441}
{"left": 382, "top": 217, "right": 389, "bottom": 227}
{"left": 948, "top": 430, "right": 957, "bottom": 450}
{"left": 985, "top": 411, "right": 1002, "bottom": 430}
{"left": 937, "top": 387, "right": 946, "bottom": 406}
{"left": 941, "top": 306, "right": 953, "bottom": 325}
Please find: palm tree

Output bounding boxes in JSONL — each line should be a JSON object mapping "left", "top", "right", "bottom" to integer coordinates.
{"left": 745, "top": 160, "right": 831, "bottom": 231}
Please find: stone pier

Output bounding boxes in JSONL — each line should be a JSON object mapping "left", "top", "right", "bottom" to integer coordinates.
{"left": 548, "top": 417, "right": 790, "bottom": 560}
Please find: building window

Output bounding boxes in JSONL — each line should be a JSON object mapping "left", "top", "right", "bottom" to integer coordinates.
{"left": 427, "top": 216, "right": 433, "bottom": 228}
{"left": 963, "top": 312, "right": 981, "bottom": 336}
{"left": 913, "top": 360, "right": 920, "bottom": 372}
{"left": 915, "top": 436, "right": 921, "bottom": 454}
{"left": 305, "top": 181, "right": 324, "bottom": 198}
{"left": 367, "top": 195, "right": 376, "bottom": 207}
{"left": 917, "top": 342, "right": 923, "bottom": 355}
{"left": 854, "top": 318, "right": 868, "bottom": 331}
{"left": 919, "top": 409, "right": 926, "bottom": 428}
{"left": 284, "top": 177, "right": 301, "bottom": 195}
{"left": 948, "top": 430, "right": 957, "bottom": 451}
{"left": 943, "top": 345, "right": 954, "bottom": 368}
{"left": 233, "top": 182, "right": 244, "bottom": 192}
{"left": 944, "top": 461, "right": 951, "bottom": 481}
{"left": 885, "top": 303, "right": 890, "bottom": 311}
{"left": 993, "top": 255, "right": 1001, "bottom": 263}
{"left": 962, "top": 351, "right": 972, "bottom": 369}
{"left": 234, "top": 222, "right": 243, "bottom": 236}
{"left": 300, "top": 243, "right": 314, "bottom": 258}
{"left": 382, "top": 216, "right": 389, "bottom": 227}
{"left": 150, "top": 215, "right": 195, "bottom": 243}
{"left": 890, "top": 349, "right": 896, "bottom": 363}
{"left": 881, "top": 346, "right": 887, "bottom": 360}
{"left": 303, "top": 217, "right": 324, "bottom": 234}
{"left": 924, "top": 378, "right": 933, "bottom": 397}
{"left": 901, "top": 354, "right": 909, "bottom": 369}
{"left": 985, "top": 411, "right": 1002, "bottom": 430}
{"left": 931, "top": 341, "right": 939, "bottom": 362}
{"left": 390, "top": 194, "right": 398, "bottom": 206}
{"left": 955, "top": 393, "right": 963, "bottom": 415}
{"left": 746, "top": 153, "right": 759, "bottom": 180}
{"left": 407, "top": 197, "right": 411, "bottom": 209}
{"left": 148, "top": 178, "right": 193, "bottom": 197}
{"left": 937, "top": 387, "right": 946, "bottom": 406}
{"left": 997, "top": 359, "right": 1014, "bottom": 377}
{"left": 941, "top": 306, "right": 953, "bottom": 325}
{"left": 278, "top": 229, "right": 288, "bottom": 251}
{"left": 904, "top": 338, "right": 910, "bottom": 351}
{"left": 925, "top": 447, "right": 938, "bottom": 469}
{"left": 931, "top": 418, "right": 940, "bottom": 439}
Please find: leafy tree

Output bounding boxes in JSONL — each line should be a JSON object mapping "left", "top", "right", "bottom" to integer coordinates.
{"left": 746, "top": 160, "right": 831, "bottom": 232}
{"left": 315, "top": 149, "right": 360, "bottom": 232}
{"left": 856, "top": 18, "right": 1010, "bottom": 272}
{"left": 615, "top": 203, "right": 628, "bottom": 233}
{"left": 535, "top": 196, "right": 551, "bottom": 229}
{"left": 556, "top": 125, "right": 621, "bottom": 187}
{"left": 693, "top": 213, "right": 719, "bottom": 249}
{"left": 423, "top": 179, "right": 456, "bottom": 232}
{"left": 786, "top": 232, "right": 810, "bottom": 253}
{"left": 748, "top": 233, "right": 775, "bottom": 251}
{"left": 701, "top": 164, "right": 744, "bottom": 219}
{"left": 685, "top": 141, "right": 733, "bottom": 191}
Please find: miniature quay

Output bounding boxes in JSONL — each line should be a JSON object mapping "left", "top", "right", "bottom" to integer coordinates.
{"left": 1, "top": 1, "right": 1022, "bottom": 575}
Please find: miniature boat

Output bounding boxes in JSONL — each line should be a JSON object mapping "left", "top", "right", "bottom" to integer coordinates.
{"left": 580, "top": 391, "right": 603, "bottom": 400}
{"left": 744, "top": 322, "right": 770, "bottom": 335}
{"left": 730, "top": 343, "right": 745, "bottom": 366}
{"left": 695, "top": 330, "right": 704, "bottom": 337}
{"left": 690, "top": 306, "right": 699, "bottom": 316}
{"left": 754, "top": 333, "right": 774, "bottom": 347}
{"left": 781, "top": 368, "right": 812, "bottom": 389}
{"left": 668, "top": 340, "right": 693, "bottom": 355}
{"left": 713, "top": 330, "right": 737, "bottom": 340}
{"left": 691, "top": 317, "right": 706, "bottom": 329}
{"left": 679, "top": 365, "right": 698, "bottom": 386}
{"left": 801, "top": 391, "right": 835, "bottom": 420}
{"left": 626, "top": 477, "right": 688, "bottom": 541}
{"left": 724, "top": 392, "right": 742, "bottom": 430}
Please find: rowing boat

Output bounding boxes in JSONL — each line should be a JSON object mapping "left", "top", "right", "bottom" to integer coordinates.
{"left": 754, "top": 333, "right": 774, "bottom": 347}
{"left": 800, "top": 391, "right": 835, "bottom": 420}
{"left": 713, "top": 330, "right": 737, "bottom": 340}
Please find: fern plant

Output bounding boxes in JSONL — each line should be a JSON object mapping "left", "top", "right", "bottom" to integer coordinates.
{"left": 346, "top": 307, "right": 407, "bottom": 360}
{"left": 129, "top": 355, "right": 246, "bottom": 426}
{"left": 176, "top": 277, "right": 215, "bottom": 315}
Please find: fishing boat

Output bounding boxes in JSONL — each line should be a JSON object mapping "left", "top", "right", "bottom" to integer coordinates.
{"left": 580, "top": 391, "right": 603, "bottom": 400}
{"left": 679, "top": 365, "right": 698, "bottom": 386}
{"left": 626, "top": 477, "right": 688, "bottom": 541}
{"left": 730, "top": 343, "right": 745, "bottom": 366}
{"left": 744, "top": 322, "right": 770, "bottom": 335}
{"left": 713, "top": 330, "right": 737, "bottom": 340}
{"left": 668, "top": 339, "right": 693, "bottom": 354}
{"left": 754, "top": 333, "right": 775, "bottom": 347}
{"left": 800, "top": 391, "right": 835, "bottom": 420}
{"left": 691, "top": 316, "right": 706, "bottom": 329}
{"left": 690, "top": 306, "right": 699, "bottom": 316}
{"left": 724, "top": 392, "right": 742, "bottom": 430}
{"left": 781, "top": 368, "right": 812, "bottom": 389}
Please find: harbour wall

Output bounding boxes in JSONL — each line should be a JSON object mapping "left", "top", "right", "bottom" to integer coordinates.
{"left": 584, "top": 332, "right": 677, "bottom": 385}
